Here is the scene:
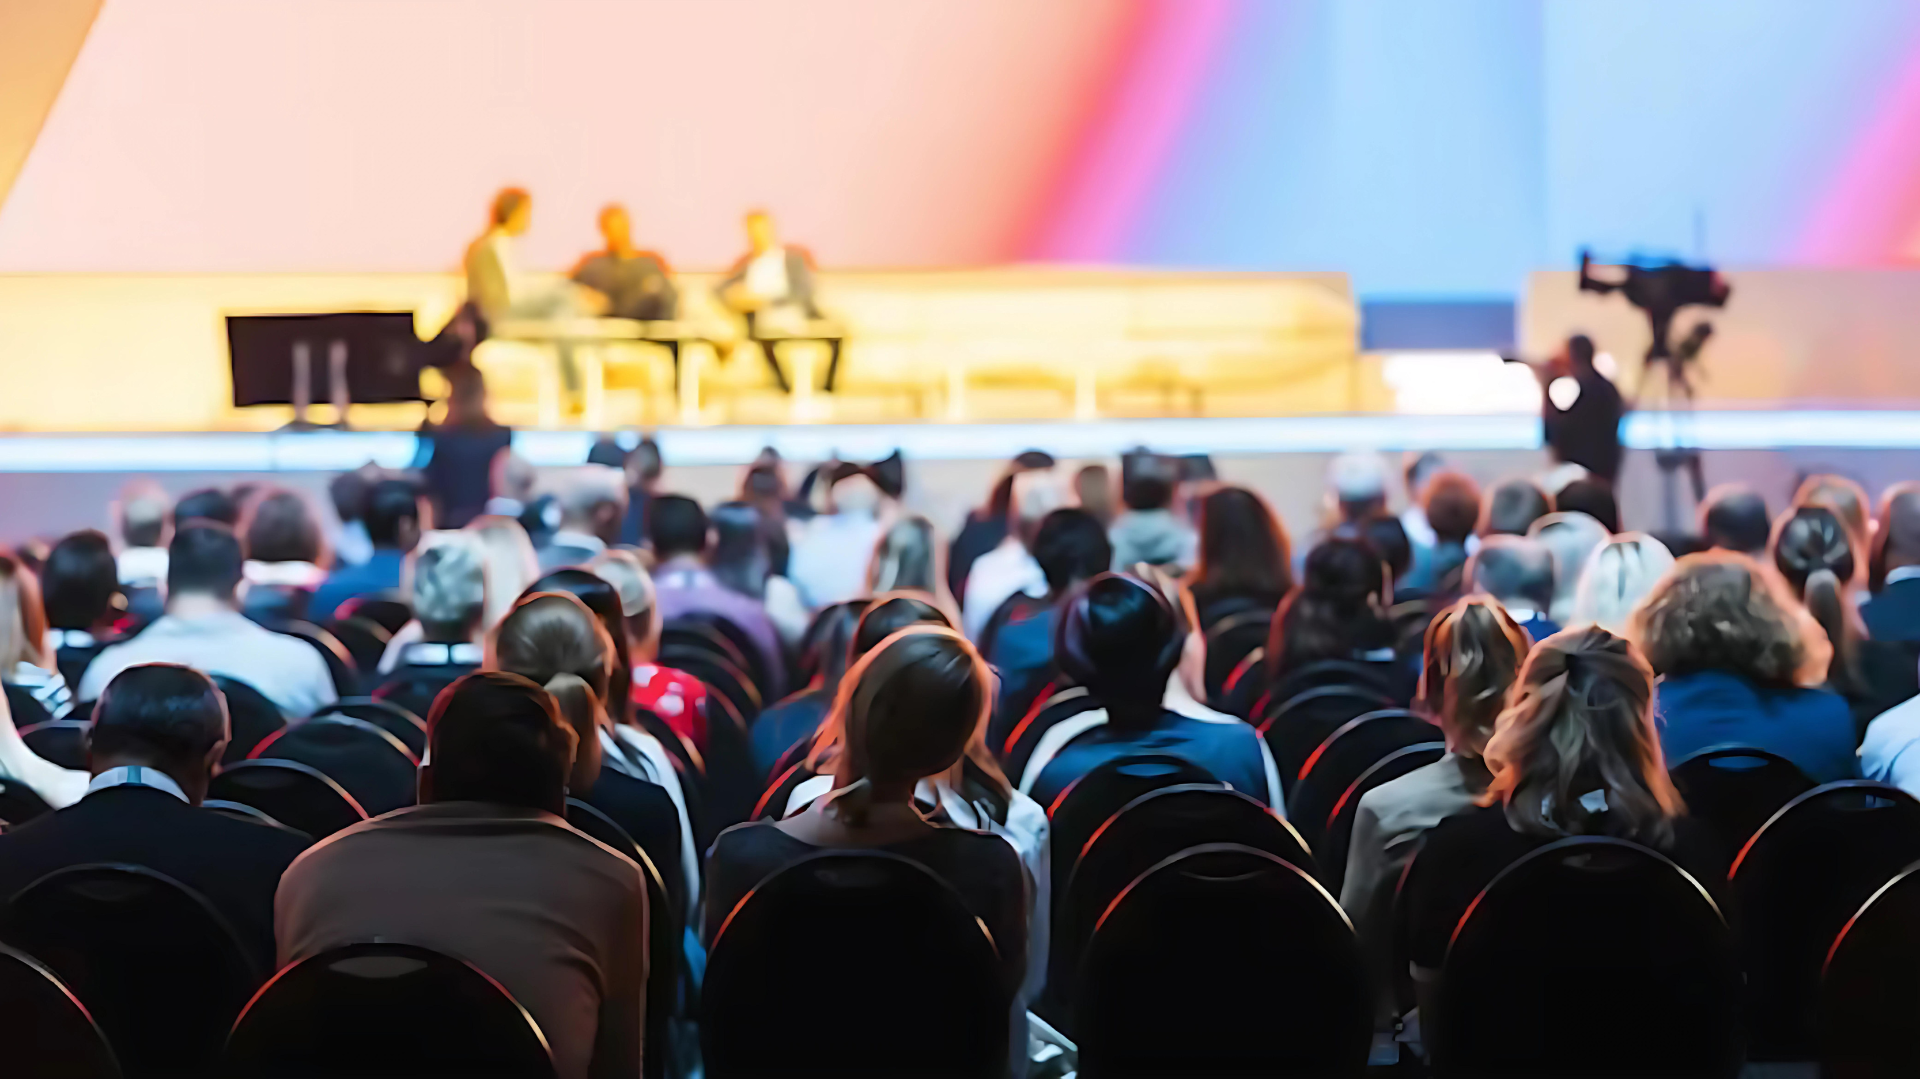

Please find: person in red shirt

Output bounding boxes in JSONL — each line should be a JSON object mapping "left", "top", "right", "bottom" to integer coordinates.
{"left": 591, "top": 550, "right": 711, "bottom": 751}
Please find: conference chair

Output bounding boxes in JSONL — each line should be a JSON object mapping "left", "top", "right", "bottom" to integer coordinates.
{"left": 210, "top": 676, "right": 287, "bottom": 763}
{"left": 17, "top": 719, "right": 89, "bottom": 772}
{"left": 702, "top": 851, "right": 1008, "bottom": 1077}
{"left": 752, "top": 760, "right": 818, "bottom": 821}
{"left": 1075, "top": 843, "right": 1370, "bottom": 1076}
{"left": 223, "top": 942, "right": 555, "bottom": 1077}
{"left": 1817, "top": 858, "right": 1920, "bottom": 1076}
{"left": 314, "top": 697, "right": 429, "bottom": 757}
{"left": 278, "top": 619, "right": 361, "bottom": 699}
{"left": 207, "top": 759, "right": 368, "bottom": 839}
{"left": 333, "top": 595, "right": 413, "bottom": 635}
{"left": 1000, "top": 685, "right": 1099, "bottom": 784}
{"left": 2, "top": 683, "right": 54, "bottom": 729}
{"left": 789, "top": 599, "right": 871, "bottom": 688}
{"left": 0, "top": 777, "right": 54, "bottom": 829}
{"left": 372, "top": 668, "right": 467, "bottom": 726}
{"left": 1317, "top": 740, "right": 1446, "bottom": 893}
{"left": 1729, "top": 780, "right": 1920, "bottom": 1062}
{"left": 320, "top": 615, "right": 390, "bottom": 679}
{"left": 0, "top": 942, "right": 121, "bottom": 1077}
{"left": 1429, "top": 836, "right": 1742, "bottom": 1076}
{"left": 1200, "top": 605, "right": 1276, "bottom": 706}
{"left": 248, "top": 714, "right": 419, "bottom": 816}
{"left": 1, "top": 863, "right": 257, "bottom": 1076}
{"left": 201, "top": 799, "right": 310, "bottom": 840}
{"left": 1255, "top": 684, "right": 1401, "bottom": 794}
{"left": 1669, "top": 744, "right": 1816, "bottom": 854}
{"left": 565, "top": 798, "right": 682, "bottom": 1079}
{"left": 1286, "top": 708, "right": 1439, "bottom": 856}
{"left": 659, "top": 639, "right": 763, "bottom": 723}
{"left": 666, "top": 614, "right": 771, "bottom": 703}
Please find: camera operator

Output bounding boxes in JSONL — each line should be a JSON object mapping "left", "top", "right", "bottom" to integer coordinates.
{"left": 1538, "top": 334, "right": 1625, "bottom": 486}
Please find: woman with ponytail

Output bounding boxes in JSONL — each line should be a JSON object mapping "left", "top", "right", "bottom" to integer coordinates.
{"left": 1772, "top": 506, "right": 1917, "bottom": 734}
{"left": 1403, "top": 625, "right": 1729, "bottom": 984}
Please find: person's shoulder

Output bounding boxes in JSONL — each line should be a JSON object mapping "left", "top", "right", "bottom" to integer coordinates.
{"left": 193, "top": 804, "right": 314, "bottom": 863}
{"left": 1864, "top": 693, "right": 1920, "bottom": 754}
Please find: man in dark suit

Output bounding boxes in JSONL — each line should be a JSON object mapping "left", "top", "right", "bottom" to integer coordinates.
{"left": 715, "top": 210, "right": 843, "bottom": 393}
{"left": 0, "top": 664, "right": 310, "bottom": 970}
{"left": 1866, "top": 487, "right": 1920, "bottom": 645}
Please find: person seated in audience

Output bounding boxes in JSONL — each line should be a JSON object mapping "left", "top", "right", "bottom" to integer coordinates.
{"left": 709, "top": 501, "right": 809, "bottom": 647}
{"left": 1325, "top": 450, "right": 1389, "bottom": 528}
{"left": 1794, "top": 473, "right": 1872, "bottom": 555}
{"left": 376, "top": 536, "right": 488, "bottom": 716}
{"left": 173, "top": 487, "right": 240, "bottom": 529}
{"left": 277, "top": 671, "right": 647, "bottom": 1078}
{"left": 115, "top": 481, "right": 171, "bottom": 595}
{"left": 1354, "top": 514, "right": 1413, "bottom": 595}
{"left": 238, "top": 488, "right": 330, "bottom": 627}
{"left": 867, "top": 513, "right": 954, "bottom": 612}
{"left": 1341, "top": 597, "right": 1530, "bottom": 1025}
{"left": 1526, "top": 511, "right": 1610, "bottom": 626}
{"left": 483, "top": 450, "right": 537, "bottom": 522}
{"left": 751, "top": 603, "right": 860, "bottom": 780}
{"left": 81, "top": 523, "right": 337, "bottom": 717}
{"left": 980, "top": 509, "right": 1113, "bottom": 724}
{"left": 1464, "top": 535, "right": 1561, "bottom": 642}
{"left": 1185, "top": 486, "right": 1293, "bottom": 628}
{"left": 1400, "top": 470, "right": 1481, "bottom": 597}
{"left": 789, "top": 468, "right": 888, "bottom": 610}
{"left": 1404, "top": 626, "right": 1727, "bottom": 999}
{"left": 614, "top": 438, "right": 664, "bottom": 547}
{"left": 1570, "top": 533, "right": 1675, "bottom": 635}
{"left": 705, "top": 625, "right": 1028, "bottom": 987}
{"left": 1480, "top": 477, "right": 1552, "bottom": 537}
{"left": 1109, "top": 452, "right": 1195, "bottom": 573}
{"left": 0, "top": 664, "right": 309, "bottom": 969}
{"left": 309, "top": 479, "right": 425, "bottom": 623}
{"left": 948, "top": 450, "right": 1057, "bottom": 601}
{"left": 0, "top": 553, "right": 76, "bottom": 724}
{"left": 537, "top": 465, "right": 627, "bottom": 573}
{"left": 1772, "top": 506, "right": 1918, "bottom": 732}
{"left": 1699, "top": 484, "right": 1771, "bottom": 557}
{"left": 1865, "top": 485, "right": 1920, "bottom": 644}
{"left": 469, "top": 514, "right": 542, "bottom": 632}
{"left": 587, "top": 550, "right": 710, "bottom": 757}
{"left": 1074, "top": 463, "right": 1116, "bottom": 527}
{"left": 647, "top": 495, "right": 786, "bottom": 697}
{"left": 1262, "top": 537, "right": 1411, "bottom": 704}
{"left": 326, "top": 466, "right": 378, "bottom": 568}
{"left": 417, "top": 367, "right": 513, "bottom": 530}
{"left": 1024, "top": 573, "right": 1280, "bottom": 807}
{"left": 1633, "top": 552, "right": 1856, "bottom": 783}
{"left": 1552, "top": 476, "right": 1620, "bottom": 533}
{"left": 39, "top": 530, "right": 128, "bottom": 697}
{"left": 964, "top": 470, "right": 1067, "bottom": 642}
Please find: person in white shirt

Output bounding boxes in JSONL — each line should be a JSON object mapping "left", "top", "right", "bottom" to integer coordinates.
{"left": 1863, "top": 694, "right": 1920, "bottom": 797}
{"left": 962, "top": 470, "right": 1065, "bottom": 642}
{"left": 714, "top": 210, "right": 841, "bottom": 393}
{"left": 80, "top": 522, "right": 337, "bottom": 718}
{"left": 115, "top": 482, "right": 172, "bottom": 589}
{"left": 788, "top": 471, "right": 887, "bottom": 610}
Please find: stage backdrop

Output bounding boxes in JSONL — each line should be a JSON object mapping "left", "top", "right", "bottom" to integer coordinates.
{"left": 4, "top": 0, "right": 1920, "bottom": 297}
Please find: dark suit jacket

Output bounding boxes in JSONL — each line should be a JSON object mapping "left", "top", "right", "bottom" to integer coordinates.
{"left": 1864, "top": 578, "right": 1920, "bottom": 645}
{"left": 716, "top": 248, "right": 821, "bottom": 317}
{"left": 0, "top": 785, "right": 311, "bottom": 971}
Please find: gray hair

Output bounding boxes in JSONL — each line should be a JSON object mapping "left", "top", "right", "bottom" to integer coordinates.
{"left": 555, "top": 465, "right": 627, "bottom": 529}
{"left": 408, "top": 533, "right": 486, "bottom": 631}
{"left": 1528, "top": 511, "right": 1612, "bottom": 624}
{"left": 589, "top": 549, "right": 656, "bottom": 620}
{"left": 1468, "top": 535, "right": 1556, "bottom": 614}
{"left": 1574, "top": 533, "right": 1677, "bottom": 636}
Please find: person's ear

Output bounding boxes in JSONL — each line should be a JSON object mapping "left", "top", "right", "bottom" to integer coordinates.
{"left": 203, "top": 739, "right": 228, "bottom": 775}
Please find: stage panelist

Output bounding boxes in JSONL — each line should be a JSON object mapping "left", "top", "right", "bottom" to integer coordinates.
{"left": 572, "top": 205, "right": 678, "bottom": 322}
{"left": 715, "top": 210, "right": 843, "bottom": 393}
{"left": 464, "top": 188, "right": 605, "bottom": 405}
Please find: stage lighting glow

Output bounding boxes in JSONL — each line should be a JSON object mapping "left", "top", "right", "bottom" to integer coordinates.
{"left": 1380, "top": 352, "right": 1539, "bottom": 415}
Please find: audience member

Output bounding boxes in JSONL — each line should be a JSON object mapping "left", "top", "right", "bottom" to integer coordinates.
{"left": 115, "top": 482, "right": 171, "bottom": 590}
{"left": 0, "top": 553, "right": 75, "bottom": 723}
{"left": 1341, "top": 597, "right": 1530, "bottom": 1022}
{"left": 615, "top": 438, "right": 664, "bottom": 547}
{"left": 788, "top": 469, "right": 887, "bottom": 609}
{"left": 1266, "top": 537, "right": 1406, "bottom": 699}
{"left": 485, "top": 451, "right": 538, "bottom": 521}
{"left": 310, "top": 479, "right": 425, "bottom": 622}
{"left": 327, "top": 467, "right": 377, "bottom": 568}
{"left": 40, "top": 530, "right": 126, "bottom": 693}
{"left": 867, "top": 514, "right": 951, "bottom": 610}
{"left": 1074, "top": 464, "right": 1115, "bottom": 527}
{"left": 1109, "top": 452, "right": 1195, "bottom": 572}
{"left": 81, "top": 523, "right": 337, "bottom": 717}
{"left": 1326, "top": 450, "right": 1389, "bottom": 526}
{"left": 1185, "top": 486, "right": 1293, "bottom": 626}
{"left": 1865, "top": 485, "right": 1920, "bottom": 644}
{"left": 963, "top": 470, "right": 1066, "bottom": 641}
{"left": 538, "top": 466, "right": 627, "bottom": 573}
{"left": 709, "top": 501, "right": 809, "bottom": 647}
{"left": 738, "top": 451, "right": 799, "bottom": 576}
{"left": 1466, "top": 535, "right": 1561, "bottom": 642}
{"left": 647, "top": 495, "right": 786, "bottom": 696}
{"left": 1401, "top": 470, "right": 1481, "bottom": 596}
{"left": 1025, "top": 574, "right": 1279, "bottom": 807}
{"left": 0, "top": 664, "right": 309, "bottom": 969}
{"left": 239, "top": 489, "right": 330, "bottom": 626}
{"left": 1794, "top": 473, "right": 1872, "bottom": 554}
{"left": 173, "top": 487, "right": 239, "bottom": 528}
{"left": 1552, "top": 476, "right": 1621, "bottom": 533}
{"left": 1404, "top": 626, "right": 1724, "bottom": 991}
{"left": 1481, "top": 477, "right": 1552, "bottom": 536}
{"left": 979, "top": 509, "right": 1112, "bottom": 720}
{"left": 948, "top": 450, "right": 1056, "bottom": 600}
{"left": 468, "top": 514, "right": 541, "bottom": 632}
{"left": 1570, "top": 533, "right": 1675, "bottom": 635}
{"left": 590, "top": 551, "right": 709, "bottom": 756}
{"left": 376, "top": 535, "right": 488, "bottom": 714}
{"left": 1396, "top": 451, "right": 1447, "bottom": 557}
{"left": 1699, "top": 484, "right": 1771, "bottom": 557}
{"left": 1772, "top": 506, "right": 1918, "bottom": 731}
{"left": 418, "top": 367, "right": 513, "bottom": 529}
{"left": 750, "top": 602, "right": 861, "bottom": 779}
{"left": 277, "top": 671, "right": 648, "bottom": 1078}
{"left": 1355, "top": 514, "right": 1413, "bottom": 592}
{"left": 1633, "top": 552, "right": 1855, "bottom": 783}
{"left": 1527, "top": 511, "right": 1610, "bottom": 625}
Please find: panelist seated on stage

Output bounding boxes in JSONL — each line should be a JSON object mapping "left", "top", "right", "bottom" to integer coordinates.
{"left": 715, "top": 209, "right": 842, "bottom": 392}
{"left": 571, "top": 205, "right": 677, "bottom": 323}
{"left": 464, "top": 187, "right": 607, "bottom": 326}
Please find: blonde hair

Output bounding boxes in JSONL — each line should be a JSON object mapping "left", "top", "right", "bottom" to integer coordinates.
{"left": 0, "top": 554, "right": 49, "bottom": 670}
{"left": 467, "top": 515, "right": 540, "bottom": 633}
{"left": 1419, "top": 596, "right": 1532, "bottom": 757}
{"left": 1631, "top": 551, "right": 1809, "bottom": 687}
{"left": 490, "top": 592, "right": 613, "bottom": 751}
{"left": 1482, "top": 625, "right": 1684, "bottom": 847}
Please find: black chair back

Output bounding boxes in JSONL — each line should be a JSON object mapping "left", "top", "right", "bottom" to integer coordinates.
{"left": 702, "top": 851, "right": 1007, "bottom": 1076}
{"left": 201, "top": 799, "right": 311, "bottom": 840}
{"left": 17, "top": 719, "right": 89, "bottom": 772}
{"left": 336, "top": 596, "right": 413, "bottom": 634}
{"left": 1049, "top": 753, "right": 1219, "bottom": 891}
{"left": 670, "top": 613, "right": 771, "bottom": 702}
{"left": 210, "top": 676, "right": 286, "bottom": 763}
{"left": 322, "top": 616, "right": 390, "bottom": 679}
{"left": 372, "top": 667, "right": 467, "bottom": 724}
{"left": 279, "top": 620, "right": 361, "bottom": 698}
{"left": 1, "top": 864, "right": 256, "bottom": 1076}
{"left": 208, "top": 759, "right": 369, "bottom": 838}
{"left": 223, "top": 942, "right": 555, "bottom": 1077}
{"left": 2, "top": 683, "right": 53, "bottom": 729}
{"left": 1730, "top": 779, "right": 1920, "bottom": 1061}
{"left": 0, "top": 942, "right": 121, "bottom": 1076}
{"left": 1001, "top": 685, "right": 1097, "bottom": 784}
{"left": 0, "top": 777, "right": 53, "bottom": 829}
{"left": 565, "top": 798, "right": 681, "bottom": 1078}
{"left": 1268, "top": 657, "right": 1400, "bottom": 704}
{"left": 1075, "top": 843, "right": 1369, "bottom": 1075}
{"left": 1318, "top": 741, "right": 1446, "bottom": 892}
{"left": 249, "top": 714, "right": 418, "bottom": 816}
{"left": 1201, "top": 606, "right": 1275, "bottom": 704}
{"left": 1286, "top": 708, "right": 1439, "bottom": 855}
{"left": 1671, "top": 744, "right": 1817, "bottom": 853}
{"left": 1431, "top": 836, "right": 1742, "bottom": 1075}
{"left": 1818, "top": 858, "right": 1920, "bottom": 1075}
{"left": 1255, "top": 684, "right": 1398, "bottom": 792}
{"left": 659, "top": 644, "right": 762, "bottom": 723}
{"left": 314, "top": 697, "right": 428, "bottom": 757}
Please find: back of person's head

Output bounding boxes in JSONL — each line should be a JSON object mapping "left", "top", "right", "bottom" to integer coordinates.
{"left": 1567, "top": 333, "right": 1597, "bottom": 370}
{"left": 1571, "top": 533, "right": 1675, "bottom": 635}
{"left": 588, "top": 549, "right": 656, "bottom": 640}
{"left": 1424, "top": 471, "right": 1483, "bottom": 546}
{"left": 1553, "top": 478, "right": 1620, "bottom": 533}
{"left": 408, "top": 533, "right": 487, "bottom": 640}
{"left": 424, "top": 671, "right": 576, "bottom": 811}
{"left": 1467, "top": 535, "right": 1556, "bottom": 614}
{"left": 647, "top": 494, "right": 708, "bottom": 558}
{"left": 1482, "top": 625, "right": 1681, "bottom": 845}
{"left": 1699, "top": 484, "right": 1771, "bottom": 555}
{"left": 1404, "top": 451, "right": 1446, "bottom": 500}
{"left": 1772, "top": 505, "right": 1856, "bottom": 596}
{"left": 1327, "top": 450, "right": 1388, "bottom": 521}
{"left": 119, "top": 483, "right": 171, "bottom": 549}
{"left": 1871, "top": 484, "right": 1920, "bottom": 589}
{"left": 1029, "top": 508, "right": 1112, "bottom": 595}
{"left": 1482, "top": 478, "right": 1552, "bottom": 536}
{"left": 709, "top": 501, "right": 770, "bottom": 599}
{"left": 491, "top": 591, "right": 614, "bottom": 768}
{"left": 167, "top": 521, "right": 244, "bottom": 603}
{"left": 491, "top": 450, "right": 537, "bottom": 504}
{"left": 328, "top": 468, "right": 373, "bottom": 525}
{"left": 173, "top": 488, "right": 239, "bottom": 528}
{"left": 1633, "top": 551, "right": 1808, "bottom": 687}
{"left": 241, "top": 489, "right": 328, "bottom": 566}
{"left": 869, "top": 515, "right": 940, "bottom": 595}
{"left": 852, "top": 593, "right": 952, "bottom": 659}
{"left": 1120, "top": 452, "right": 1178, "bottom": 512}
{"left": 556, "top": 465, "right": 626, "bottom": 534}
{"left": 586, "top": 437, "right": 627, "bottom": 469}
{"left": 1074, "top": 465, "right": 1115, "bottom": 526}
{"left": 1269, "top": 537, "right": 1389, "bottom": 675}
{"left": 1058, "top": 573, "right": 1184, "bottom": 703}
{"left": 627, "top": 438, "right": 664, "bottom": 488}
{"left": 521, "top": 569, "right": 629, "bottom": 674}
{"left": 90, "top": 664, "right": 229, "bottom": 795}
{"left": 1192, "top": 486, "right": 1292, "bottom": 600}
{"left": 1528, "top": 512, "right": 1610, "bottom": 623}
{"left": 1010, "top": 470, "right": 1067, "bottom": 539}
{"left": 829, "top": 472, "right": 883, "bottom": 518}
{"left": 985, "top": 450, "right": 1056, "bottom": 519}
{"left": 1794, "top": 474, "right": 1871, "bottom": 546}
{"left": 821, "top": 626, "right": 991, "bottom": 814}
{"left": 364, "top": 478, "right": 424, "bottom": 550}
{"left": 809, "top": 601, "right": 867, "bottom": 698}
{"left": 42, "top": 530, "right": 121, "bottom": 632}
{"left": 467, "top": 515, "right": 539, "bottom": 630}
{"left": 1420, "top": 597, "right": 1531, "bottom": 758}
{"left": 0, "top": 553, "right": 50, "bottom": 670}
{"left": 1357, "top": 515, "right": 1412, "bottom": 587}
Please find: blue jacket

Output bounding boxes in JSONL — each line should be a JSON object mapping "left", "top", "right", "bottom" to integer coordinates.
{"left": 308, "top": 549, "right": 406, "bottom": 624}
{"left": 1028, "top": 708, "right": 1274, "bottom": 809}
{"left": 1656, "top": 670, "right": 1858, "bottom": 784}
